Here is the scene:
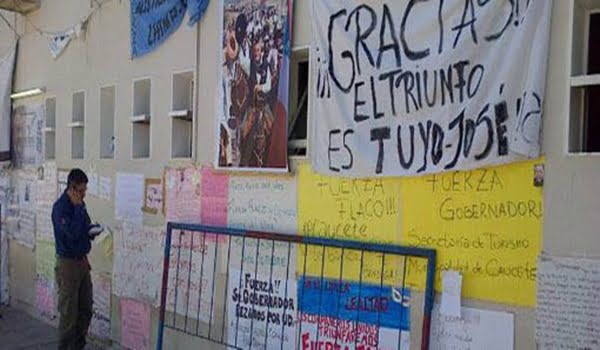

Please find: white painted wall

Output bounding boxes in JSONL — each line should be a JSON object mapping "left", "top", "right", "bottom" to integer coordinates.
{"left": 2, "top": 0, "right": 598, "bottom": 349}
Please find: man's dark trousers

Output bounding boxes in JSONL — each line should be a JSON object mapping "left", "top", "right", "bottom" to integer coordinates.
{"left": 56, "top": 256, "right": 93, "bottom": 350}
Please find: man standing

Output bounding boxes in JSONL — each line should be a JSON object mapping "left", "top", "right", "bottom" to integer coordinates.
{"left": 52, "top": 169, "right": 94, "bottom": 350}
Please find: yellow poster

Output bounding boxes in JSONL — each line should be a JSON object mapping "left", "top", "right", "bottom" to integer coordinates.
{"left": 401, "top": 159, "right": 543, "bottom": 306}
{"left": 297, "top": 163, "right": 405, "bottom": 285}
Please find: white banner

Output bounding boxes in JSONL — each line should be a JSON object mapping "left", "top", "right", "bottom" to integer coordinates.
{"left": 49, "top": 22, "right": 84, "bottom": 59}
{"left": 0, "top": 46, "right": 15, "bottom": 162}
{"left": 310, "top": 0, "right": 552, "bottom": 177}
{"left": 49, "top": 33, "right": 72, "bottom": 59}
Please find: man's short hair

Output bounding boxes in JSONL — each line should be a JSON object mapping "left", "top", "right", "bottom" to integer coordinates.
{"left": 67, "top": 168, "right": 88, "bottom": 188}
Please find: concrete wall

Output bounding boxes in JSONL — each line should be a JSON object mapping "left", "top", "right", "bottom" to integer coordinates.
{"left": 1, "top": 0, "right": 597, "bottom": 349}
{"left": 542, "top": 0, "right": 600, "bottom": 259}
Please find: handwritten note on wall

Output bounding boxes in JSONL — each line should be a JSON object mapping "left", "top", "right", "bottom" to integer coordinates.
{"left": 164, "top": 167, "right": 201, "bottom": 223}
{"left": 401, "top": 159, "right": 543, "bottom": 306}
{"left": 165, "top": 230, "right": 215, "bottom": 324}
{"left": 88, "top": 171, "right": 99, "bottom": 197}
{"left": 201, "top": 168, "right": 228, "bottom": 226}
{"left": 99, "top": 176, "right": 112, "bottom": 201}
{"left": 120, "top": 298, "right": 150, "bottom": 350}
{"left": 36, "top": 162, "right": 57, "bottom": 241}
{"left": 228, "top": 175, "right": 297, "bottom": 234}
{"left": 57, "top": 169, "right": 68, "bottom": 194}
{"left": 15, "top": 208, "right": 36, "bottom": 249}
{"left": 430, "top": 305, "right": 514, "bottom": 350}
{"left": 115, "top": 173, "right": 144, "bottom": 225}
{"left": 35, "top": 277, "right": 56, "bottom": 320}
{"left": 536, "top": 256, "right": 600, "bottom": 349}
{"left": 113, "top": 223, "right": 164, "bottom": 305}
{"left": 35, "top": 238, "right": 57, "bottom": 320}
{"left": 11, "top": 104, "right": 43, "bottom": 168}
{"left": 90, "top": 273, "right": 111, "bottom": 339}
{"left": 36, "top": 239, "right": 56, "bottom": 281}
{"left": 297, "top": 163, "right": 401, "bottom": 283}
{"left": 142, "top": 178, "right": 163, "bottom": 215}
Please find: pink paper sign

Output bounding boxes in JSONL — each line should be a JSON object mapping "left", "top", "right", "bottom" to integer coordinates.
{"left": 120, "top": 298, "right": 150, "bottom": 350}
{"left": 35, "top": 277, "right": 56, "bottom": 319}
{"left": 200, "top": 168, "right": 228, "bottom": 226}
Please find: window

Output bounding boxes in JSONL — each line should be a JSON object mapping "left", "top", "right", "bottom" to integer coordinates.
{"left": 288, "top": 47, "right": 309, "bottom": 157}
{"left": 170, "top": 71, "right": 194, "bottom": 158}
{"left": 44, "top": 97, "right": 56, "bottom": 160}
{"left": 100, "top": 86, "right": 116, "bottom": 159}
{"left": 69, "top": 91, "right": 85, "bottom": 159}
{"left": 131, "top": 78, "right": 151, "bottom": 158}
{"left": 570, "top": 3, "right": 600, "bottom": 153}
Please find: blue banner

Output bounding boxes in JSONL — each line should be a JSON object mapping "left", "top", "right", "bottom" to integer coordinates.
{"left": 187, "top": 0, "right": 209, "bottom": 26}
{"left": 130, "top": 0, "right": 187, "bottom": 58}
{"left": 298, "top": 277, "right": 410, "bottom": 331}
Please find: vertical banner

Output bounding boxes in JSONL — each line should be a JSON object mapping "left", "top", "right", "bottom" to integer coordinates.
{"left": 309, "top": 0, "right": 552, "bottom": 177}
{"left": 0, "top": 167, "right": 10, "bottom": 303}
{"left": 130, "top": 0, "right": 187, "bottom": 58}
{"left": 0, "top": 45, "right": 15, "bottom": 162}
{"left": 12, "top": 104, "right": 44, "bottom": 169}
{"left": 216, "top": 0, "right": 293, "bottom": 172}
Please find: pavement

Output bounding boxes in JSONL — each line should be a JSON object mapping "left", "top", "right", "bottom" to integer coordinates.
{"left": 0, "top": 306, "right": 105, "bottom": 349}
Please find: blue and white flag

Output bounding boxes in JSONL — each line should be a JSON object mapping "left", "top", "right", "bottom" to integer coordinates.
{"left": 187, "top": 0, "right": 209, "bottom": 26}
{"left": 130, "top": 0, "right": 187, "bottom": 58}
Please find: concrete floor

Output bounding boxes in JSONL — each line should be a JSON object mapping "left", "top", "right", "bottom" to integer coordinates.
{"left": 0, "top": 306, "right": 105, "bottom": 349}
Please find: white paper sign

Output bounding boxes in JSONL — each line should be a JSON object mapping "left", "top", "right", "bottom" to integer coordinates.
{"left": 226, "top": 239, "right": 298, "bottom": 350}
{"left": 36, "top": 162, "right": 57, "bottom": 241}
{"left": 310, "top": 0, "right": 552, "bottom": 177}
{"left": 88, "top": 172, "right": 98, "bottom": 197}
{"left": 431, "top": 305, "right": 514, "bottom": 350}
{"left": 227, "top": 175, "right": 297, "bottom": 234}
{"left": 99, "top": 176, "right": 112, "bottom": 201}
{"left": 12, "top": 105, "right": 44, "bottom": 168}
{"left": 165, "top": 230, "right": 215, "bottom": 324}
{"left": 440, "top": 270, "right": 462, "bottom": 317}
{"left": 90, "top": 272, "right": 111, "bottom": 339}
{"left": 57, "top": 169, "right": 68, "bottom": 194}
{"left": 113, "top": 223, "right": 164, "bottom": 305}
{"left": 115, "top": 173, "right": 144, "bottom": 225}
{"left": 536, "top": 255, "right": 600, "bottom": 349}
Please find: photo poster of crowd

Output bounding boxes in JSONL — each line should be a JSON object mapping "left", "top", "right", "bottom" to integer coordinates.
{"left": 217, "top": 0, "right": 292, "bottom": 172}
